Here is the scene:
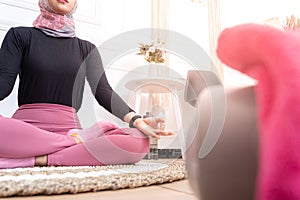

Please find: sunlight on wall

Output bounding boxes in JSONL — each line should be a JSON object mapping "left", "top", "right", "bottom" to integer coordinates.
{"left": 220, "top": 0, "right": 300, "bottom": 87}
{"left": 221, "top": 0, "right": 300, "bottom": 28}
{"left": 169, "top": 0, "right": 210, "bottom": 54}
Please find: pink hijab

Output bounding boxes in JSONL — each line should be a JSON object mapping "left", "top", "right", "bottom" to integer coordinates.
{"left": 33, "top": 0, "right": 77, "bottom": 37}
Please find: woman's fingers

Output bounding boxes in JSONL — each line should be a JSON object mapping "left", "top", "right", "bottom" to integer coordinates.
{"left": 159, "top": 123, "right": 166, "bottom": 130}
{"left": 144, "top": 127, "right": 175, "bottom": 138}
{"left": 139, "top": 126, "right": 160, "bottom": 139}
{"left": 154, "top": 117, "right": 165, "bottom": 124}
{"left": 135, "top": 118, "right": 175, "bottom": 139}
{"left": 155, "top": 130, "right": 175, "bottom": 136}
{"left": 144, "top": 117, "right": 166, "bottom": 130}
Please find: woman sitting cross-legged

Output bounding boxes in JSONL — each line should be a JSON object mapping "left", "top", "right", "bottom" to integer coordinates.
{"left": 0, "top": 0, "right": 173, "bottom": 169}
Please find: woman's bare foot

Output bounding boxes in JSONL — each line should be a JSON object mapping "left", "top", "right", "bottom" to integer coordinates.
{"left": 68, "top": 132, "right": 82, "bottom": 144}
{"left": 34, "top": 155, "right": 48, "bottom": 166}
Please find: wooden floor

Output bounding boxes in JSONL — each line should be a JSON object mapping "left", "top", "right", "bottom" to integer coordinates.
{"left": 2, "top": 180, "right": 198, "bottom": 200}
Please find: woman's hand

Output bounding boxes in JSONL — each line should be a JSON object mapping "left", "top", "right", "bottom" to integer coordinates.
{"left": 133, "top": 116, "right": 174, "bottom": 139}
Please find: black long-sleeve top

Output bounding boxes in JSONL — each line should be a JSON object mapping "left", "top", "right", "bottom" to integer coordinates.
{"left": 0, "top": 27, "right": 133, "bottom": 120}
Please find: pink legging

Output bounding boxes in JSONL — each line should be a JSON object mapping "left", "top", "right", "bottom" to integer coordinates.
{"left": 0, "top": 103, "right": 149, "bottom": 168}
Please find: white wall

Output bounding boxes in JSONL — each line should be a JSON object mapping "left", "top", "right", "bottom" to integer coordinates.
{"left": 220, "top": 0, "right": 300, "bottom": 29}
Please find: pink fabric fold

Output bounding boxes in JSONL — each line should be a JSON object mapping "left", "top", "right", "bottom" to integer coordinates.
{"left": 217, "top": 23, "right": 300, "bottom": 200}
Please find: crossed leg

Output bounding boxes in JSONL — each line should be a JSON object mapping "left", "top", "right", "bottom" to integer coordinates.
{"left": 0, "top": 115, "right": 149, "bottom": 168}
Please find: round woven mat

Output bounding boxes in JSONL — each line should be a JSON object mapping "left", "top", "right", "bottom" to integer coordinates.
{"left": 0, "top": 159, "right": 186, "bottom": 197}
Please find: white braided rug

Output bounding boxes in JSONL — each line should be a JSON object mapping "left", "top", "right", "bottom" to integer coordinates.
{"left": 0, "top": 159, "right": 186, "bottom": 197}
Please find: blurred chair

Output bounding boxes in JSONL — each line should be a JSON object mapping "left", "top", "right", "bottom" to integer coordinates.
{"left": 184, "top": 70, "right": 258, "bottom": 200}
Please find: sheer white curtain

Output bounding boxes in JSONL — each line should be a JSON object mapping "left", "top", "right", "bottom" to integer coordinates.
{"left": 150, "top": 0, "right": 172, "bottom": 115}
{"left": 190, "top": 0, "right": 223, "bottom": 78}
{"left": 151, "top": 0, "right": 170, "bottom": 71}
{"left": 207, "top": 0, "right": 223, "bottom": 79}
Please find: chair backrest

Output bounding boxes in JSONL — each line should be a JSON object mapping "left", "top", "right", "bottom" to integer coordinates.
{"left": 184, "top": 70, "right": 222, "bottom": 107}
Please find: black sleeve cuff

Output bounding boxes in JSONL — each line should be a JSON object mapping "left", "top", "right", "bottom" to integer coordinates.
{"left": 129, "top": 115, "right": 142, "bottom": 128}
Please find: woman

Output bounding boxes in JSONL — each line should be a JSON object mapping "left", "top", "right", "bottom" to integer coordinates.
{"left": 0, "top": 0, "right": 172, "bottom": 168}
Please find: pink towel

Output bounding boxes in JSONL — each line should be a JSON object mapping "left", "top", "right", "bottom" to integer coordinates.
{"left": 217, "top": 23, "right": 300, "bottom": 200}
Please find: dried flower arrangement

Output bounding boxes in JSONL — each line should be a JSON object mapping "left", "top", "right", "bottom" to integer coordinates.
{"left": 283, "top": 14, "right": 300, "bottom": 31}
{"left": 137, "top": 43, "right": 166, "bottom": 64}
